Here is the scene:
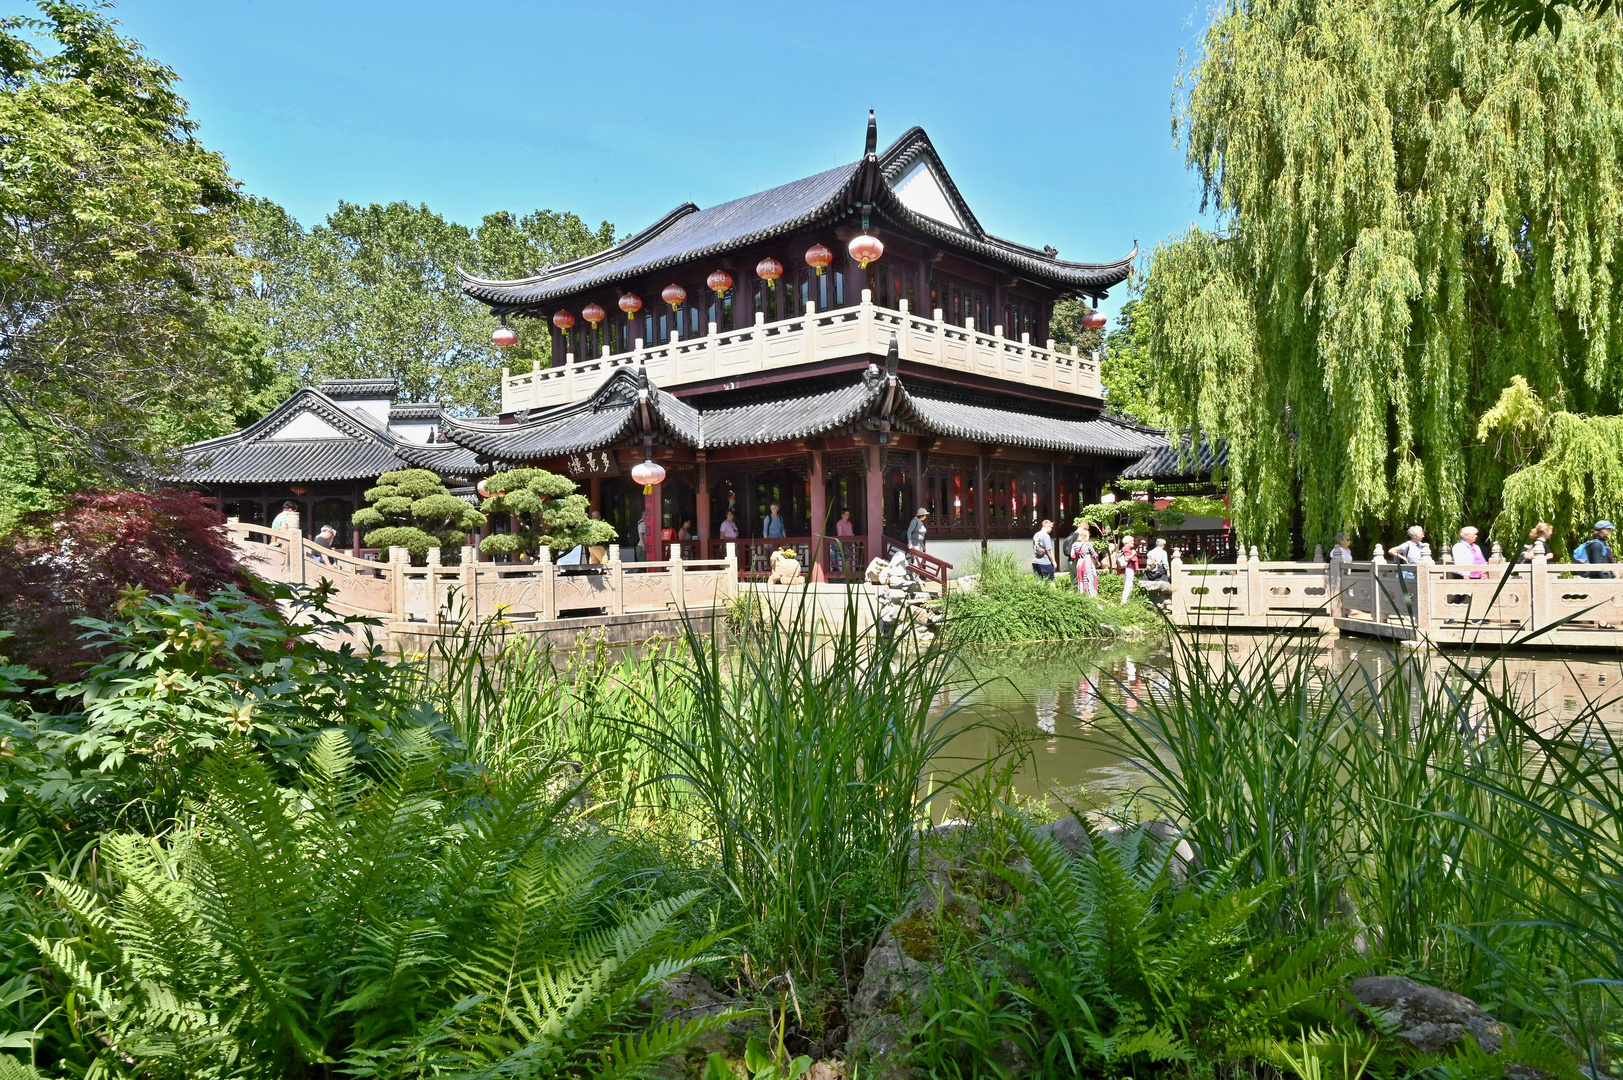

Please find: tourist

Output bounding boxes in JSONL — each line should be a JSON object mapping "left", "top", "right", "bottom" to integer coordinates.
{"left": 1578, "top": 520, "right": 1616, "bottom": 579}
{"left": 635, "top": 514, "right": 647, "bottom": 561}
{"left": 1332, "top": 533, "right": 1355, "bottom": 564}
{"left": 1521, "top": 521, "right": 1553, "bottom": 562}
{"left": 1451, "top": 526, "right": 1487, "bottom": 579}
{"left": 1390, "top": 525, "right": 1427, "bottom": 564}
{"left": 719, "top": 510, "right": 739, "bottom": 540}
{"left": 311, "top": 525, "right": 338, "bottom": 565}
{"left": 678, "top": 518, "right": 696, "bottom": 541}
{"left": 270, "top": 501, "right": 299, "bottom": 532}
{"left": 1070, "top": 524, "right": 1099, "bottom": 597}
{"left": 762, "top": 502, "right": 786, "bottom": 539}
{"left": 1145, "top": 537, "right": 1170, "bottom": 582}
{"left": 907, "top": 507, "right": 929, "bottom": 551}
{"left": 1119, "top": 534, "right": 1141, "bottom": 604}
{"left": 1032, "top": 518, "right": 1056, "bottom": 581}
{"left": 834, "top": 509, "right": 855, "bottom": 572}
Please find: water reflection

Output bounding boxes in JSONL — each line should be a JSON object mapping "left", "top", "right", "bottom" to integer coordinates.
{"left": 941, "top": 634, "right": 1623, "bottom": 802}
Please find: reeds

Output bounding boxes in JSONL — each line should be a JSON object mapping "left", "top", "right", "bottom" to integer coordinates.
{"left": 1095, "top": 629, "right": 1623, "bottom": 1063}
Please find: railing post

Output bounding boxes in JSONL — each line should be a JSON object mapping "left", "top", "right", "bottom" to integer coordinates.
{"left": 1531, "top": 552, "right": 1550, "bottom": 631}
{"left": 461, "top": 545, "right": 478, "bottom": 621}
{"left": 1170, "top": 550, "right": 1186, "bottom": 622}
{"left": 425, "top": 547, "right": 442, "bottom": 621}
{"left": 290, "top": 528, "right": 306, "bottom": 585}
{"left": 1370, "top": 544, "right": 1386, "bottom": 624}
{"left": 669, "top": 543, "right": 685, "bottom": 610}
{"left": 804, "top": 300, "right": 817, "bottom": 364}
{"left": 608, "top": 543, "right": 624, "bottom": 615}
{"left": 1328, "top": 552, "right": 1344, "bottom": 620}
{"left": 1246, "top": 545, "right": 1262, "bottom": 619}
{"left": 1415, "top": 549, "right": 1434, "bottom": 631}
{"left": 536, "top": 546, "right": 554, "bottom": 621}
{"left": 726, "top": 542, "right": 738, "bottom": 584}
{"left": 389, "top": 546, "right": 406, "bottom": 622}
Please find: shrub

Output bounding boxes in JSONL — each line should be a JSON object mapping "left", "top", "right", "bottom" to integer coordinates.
{"left": 351, "top": 468, "right": 485, "bottom": 557}
{"left": 940, "top": 550, "right": 1159, "bottom": 644}
{"left": 0, "top": 488, "right": 256, "bottom": 680}
{"left": 477, "top": 467, "right": 617, "bottom": 559}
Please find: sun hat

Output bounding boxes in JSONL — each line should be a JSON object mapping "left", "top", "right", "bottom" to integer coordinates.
{"left": 915, "top": 507, "right": 929, "bottom": 516}
{"left": 1597, "top": 520, "right": 1615, "bottom": 531}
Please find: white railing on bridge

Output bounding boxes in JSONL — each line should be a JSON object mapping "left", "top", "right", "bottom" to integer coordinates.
{"left": 1168, "top": 545, "right": 1623, "bottom": 647}
{"left": 225, "top": 524, "right": 739, "bottom": 626}
{"left": 500, "top": 290, "right": 1102, "bottom": 412}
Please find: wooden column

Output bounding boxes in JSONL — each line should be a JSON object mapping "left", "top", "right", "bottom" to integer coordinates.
{"left": 913, "top": 448, "right": 926, "bottom": 523}
{"left": 866, "top": 441, "right": 885, "bottom": 562}
{"left": 697, "top": 460, "right": 711, "bottom": 560}
{"left": 589, "top": 476, "right": 601, "bottom": 507}
{"left": 976, "top": 452, "right": 989, "bottom": 552}
{"left": 645, "top": 481, "right": 663, "bottom": 562}
{"left": 809, "top": 448, "right": 827, "bottom": 582}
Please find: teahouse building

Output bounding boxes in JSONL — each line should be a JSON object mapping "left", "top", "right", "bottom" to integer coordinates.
{"left": 176, "top": 379, "right": 480, "bottom": 553}
{"left": 451, "top": 116, "right": 1161, "bottom": 578}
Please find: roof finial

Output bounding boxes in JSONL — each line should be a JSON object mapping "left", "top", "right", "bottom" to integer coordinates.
{"left": 865, "top": 110, "right": 877, "bottom": 157}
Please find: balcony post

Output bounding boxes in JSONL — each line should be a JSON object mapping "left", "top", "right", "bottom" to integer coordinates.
{"left": 697, "top": 460, "right": 711, "bottom": 561}
{"left": 865, "top": 440, "right": 885, "bottom": 569}
{"left": 804, "top": 300, "right": 817, "bottom": 364}
{"left": 809, "top": 448, "right": 827, "bottom": 583}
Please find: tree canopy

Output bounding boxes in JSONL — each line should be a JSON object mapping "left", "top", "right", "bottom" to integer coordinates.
{"left": 1138, "top": 0, "right": 1623, "bottom": 555}
{"left": 232, "top": 199, "right": 614, "bottom": 413}
{"left": 0, "top": 1, "right": 242, "bottom": 486}
{"left": 478, "top": 468, "right": 617, "bottom": 559}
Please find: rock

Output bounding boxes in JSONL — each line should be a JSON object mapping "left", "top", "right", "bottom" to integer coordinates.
{"left": 653, "top": 972, "right": 737, "bottom": 1057}
{"left": 1032, "top": 816, "right": 1200, "bottom": 885}
{"left": 1349, "top": 976, "right": 1504, "bottom": 1055}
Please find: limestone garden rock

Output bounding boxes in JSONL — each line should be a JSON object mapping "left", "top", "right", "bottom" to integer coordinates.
{"left": 1349, "top": 975, "right": 1505, "bottom": 1055}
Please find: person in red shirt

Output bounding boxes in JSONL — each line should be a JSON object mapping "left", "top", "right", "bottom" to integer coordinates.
{"left": 1119, "top": 535, "right": 1141, "bottom": 604}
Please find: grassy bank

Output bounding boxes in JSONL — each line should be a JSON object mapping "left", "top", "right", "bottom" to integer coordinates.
{"left": 0, "top": 585, "right": 1619, "bottom": 1077}
{"left": 939, "top": 549, "right": 1162, "bottom": 644}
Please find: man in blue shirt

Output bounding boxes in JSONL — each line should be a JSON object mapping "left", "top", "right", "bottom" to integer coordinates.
{"left": 1032, "top": 519, "right": 1056, "bottom": 580}
{"left": 762, "top": 503, "right": 785, "bottom": 539}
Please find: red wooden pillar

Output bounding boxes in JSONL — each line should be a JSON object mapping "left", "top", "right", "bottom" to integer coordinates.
{"left": 645, "top": 482, "right": 663, "bottom": 561}
{"left": 589, "top": 476, "right": 601, "bottom": 508}
{"left": 866, "top": 441, "right": 885, "bottom": 563}
{"left": 809, "top": 448, "right": 827, "bottom": 582}
{"left": 977, "top": 452, "right": 989, "bottom": 553}
{"left": 697, "top": 459, "right": 711, "bottom": 560}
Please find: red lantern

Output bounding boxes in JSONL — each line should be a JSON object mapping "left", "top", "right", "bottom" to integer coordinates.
{"left": 1081, "top": 308, "right": 1108, "bottom": 331}
{"left": 805, "top": 243, "right": 833, "bottom": 276}
{"left": 476, "top": 478, "right": 491, "bottom": 498}
{"left": 756, "top": 257, "right": 784, "bottom": 285}
{"left": 582, "top": 302, "right": 606, "bottom": 326}
{"left": 662, "top": 283, "right": 687, "bottom": 310}
{"left": 492, "top": 325, "right": 518, "bottom": 349}
{"left": 631, "top": 459, "right": 667, "bottom": 487}
{"left": 618, "top": 293, "right": 643, "bottom": 318}
{"left": 707, "top": 269, "right": 734, "bottom": 296}
{"left": 848, "top": 234, "right": 884, "bottom": 270}
{"left": 552, "top": 309, "right": 576, "bottom": 331}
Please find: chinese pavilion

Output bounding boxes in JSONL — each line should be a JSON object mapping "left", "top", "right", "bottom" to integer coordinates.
{"left": 451, "top": 115, "right": 1162, "bottom": 578}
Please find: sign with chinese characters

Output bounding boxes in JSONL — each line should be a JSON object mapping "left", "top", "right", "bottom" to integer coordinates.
{"left": 565, "top": 450, "right": 618, "bottom": 478}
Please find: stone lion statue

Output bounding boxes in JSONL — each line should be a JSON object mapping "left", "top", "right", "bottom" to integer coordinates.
{"left": 768, "top": 548, "right": 802, "bottom": 585}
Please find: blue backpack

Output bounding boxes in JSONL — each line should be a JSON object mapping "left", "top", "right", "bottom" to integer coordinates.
{"left": 1575, "top": 541, "right": 1592, "bottom": 564}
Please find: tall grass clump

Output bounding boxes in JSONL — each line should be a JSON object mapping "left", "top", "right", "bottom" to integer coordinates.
{"left": 639, "top": 590, "right": 980, "bottom": 984}
{"left": 1098, "top": 630, "right": 1623, "bottom": 1066}
{"left": 941, "top": 549, "right": 1159, "bottom": 644}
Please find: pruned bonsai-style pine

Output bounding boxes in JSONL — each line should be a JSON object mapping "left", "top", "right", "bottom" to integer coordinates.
{"left": 478, "top": 467, "right": 618, "bottom": 559}
{"left": 351, "top": 468, "right": 486, "bottom": 557}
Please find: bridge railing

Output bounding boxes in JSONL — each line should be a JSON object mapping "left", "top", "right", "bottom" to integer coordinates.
{"left": 225, "top": 524, "right": 739, "bottom": 625}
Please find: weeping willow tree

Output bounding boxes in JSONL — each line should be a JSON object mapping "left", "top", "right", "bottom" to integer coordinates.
{"left": 1480, "top": 375, "right": 1623, "bottom": 553}
{"left": 1139, "top": 0, "right": 1623, "bottom": 555}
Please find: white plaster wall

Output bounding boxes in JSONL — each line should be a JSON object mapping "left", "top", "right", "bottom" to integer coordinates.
{"left": 269, "top": 410, "right": 347, "bottom": 440}
{"left": 390, "top": 421, "right": 438, "bottom": 444}
{"left": 892, "top": 160, "right": 968, "bottom": 230}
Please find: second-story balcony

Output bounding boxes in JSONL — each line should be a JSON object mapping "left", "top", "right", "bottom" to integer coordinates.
{"left": 500, "top": 290, "right": 1102, "bottom": 413}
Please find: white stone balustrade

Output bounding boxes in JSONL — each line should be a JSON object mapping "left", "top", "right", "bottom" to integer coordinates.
{"left": 499, "top": 292, "right": 1102, "bottom": 412}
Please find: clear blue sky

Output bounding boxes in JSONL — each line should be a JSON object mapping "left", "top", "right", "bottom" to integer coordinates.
{"left": 90, "top": 1, "right": 1212, "bottom": 321}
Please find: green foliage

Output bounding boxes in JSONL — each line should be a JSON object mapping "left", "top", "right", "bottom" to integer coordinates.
{"left": 1075, "top": 495, "right": 1226, "bottom": 538}
{"left": 635, "top": 594, "right": 976, "bottom": 982}
{"left": 1479, "top": 378, "right": 1623, "bottom": 552}
{"left": 229, "top": 198, "right": 615, "bottom": 412}
{"left": 941, "top": 550, "right": 1160, "bottom": 644}
{"left": 31, "top": 730, "right": 727, "bottom": 1080}
{"left": 1142, "top": 2, "right": 1623, "bottom": 554}
{"left": 478, "top": 467, "right": 615, "bottom": 558}
{"left": 355, "top": 468, "right": 485, "bottom": 556}
{"left": 1448, "top": 0, "right": 1617, "bottom": 39}
{"left": 0, "top": 1, "right": 244, "bottom": 483}
{"left": 1099, "top": 299, "right": 1170, "bottom": 426}
{"left": 907, "top": 810, "right": 1363, "bottom": 1077}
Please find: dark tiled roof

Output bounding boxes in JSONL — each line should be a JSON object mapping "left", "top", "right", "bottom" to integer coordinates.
{"left": 389, "top": 403, "right": 445, "bottom": 421}
{"left": 896, "top": 393, "right": 1164, "bottom": 457}
{"left": 698, "top": 379, "right": 884, "bottom": 448}
{"left": 1119, "top": 438, "right": 1227, "bottom": 481}
{"left": 318, "top": 378, "right": 399, "bottom": 400}
{"left": 459, "top": 124, "right": 1132, "bottom": 310}
{"left": 176, "top": 387, "right": 480, "bottom": 485}
{"left": 446, "top": 405, "right": 637, "bottom": 459}
{"left": 182, "top": 440, "right": 407, "bottom": 484}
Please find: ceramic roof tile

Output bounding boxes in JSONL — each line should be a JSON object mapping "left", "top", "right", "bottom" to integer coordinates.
{"left": 1119, "top": 438, "right": 1226, "bottom": 481}
{"left": 897, "top": 393, "right": 1164, "bottom": 456}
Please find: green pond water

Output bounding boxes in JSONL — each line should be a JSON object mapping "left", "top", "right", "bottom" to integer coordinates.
{"left": 939, "top": 634, "right": 1623, "bottom": 805}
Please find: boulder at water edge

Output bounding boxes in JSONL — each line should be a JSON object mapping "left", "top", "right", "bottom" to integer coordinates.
{"left": 1349, "top": 975, "right": 1505, "bottom": 1055}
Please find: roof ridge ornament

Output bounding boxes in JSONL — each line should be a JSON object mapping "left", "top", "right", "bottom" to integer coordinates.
{"left": 884, "top": 334, "right": 900, "bottom": 378}
{"left": 865, "top": 110, "right": 877, "bottom": 157}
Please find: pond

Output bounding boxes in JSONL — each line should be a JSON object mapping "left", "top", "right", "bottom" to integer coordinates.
{"left": 938, "top": 633, "right": 1623, "bottom": 805}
